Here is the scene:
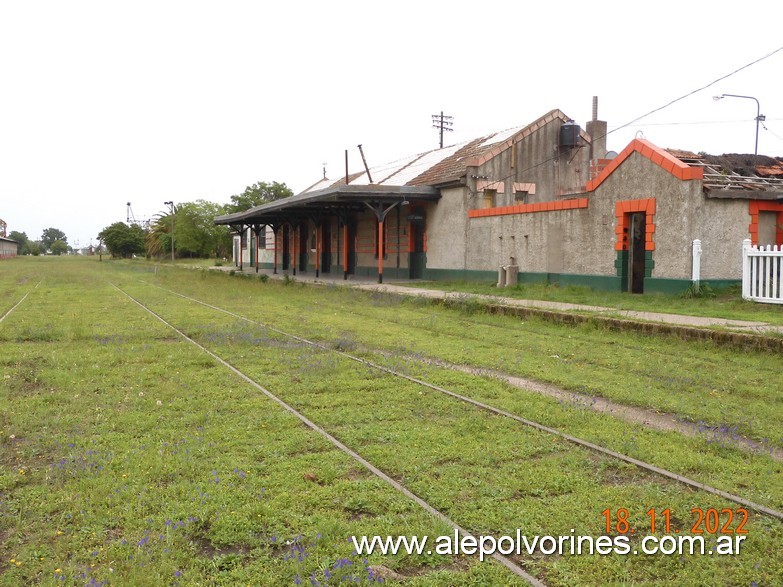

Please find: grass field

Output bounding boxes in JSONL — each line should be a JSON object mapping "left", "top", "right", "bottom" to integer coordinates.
{"left": 403, "top": 280, "right": 783, "bottom": 325}
{"left": 2, "top": 257, "right": 782, "bottom": 586}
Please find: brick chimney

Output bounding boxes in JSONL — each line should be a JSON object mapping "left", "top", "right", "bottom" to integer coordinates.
{"left": 586, "top": 96, "right": 607, "bottom": 161}
{"left": 586, "top": 96, "right": 609, "bottom": 180}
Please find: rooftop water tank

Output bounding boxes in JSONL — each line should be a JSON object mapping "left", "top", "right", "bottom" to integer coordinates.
{"left": 559, "top": 120, "right": 581, "bottom": 148}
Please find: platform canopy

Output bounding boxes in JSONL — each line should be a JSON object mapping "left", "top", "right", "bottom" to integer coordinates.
{"left": 214, "top": 183, "right": 440, "bottom": 230}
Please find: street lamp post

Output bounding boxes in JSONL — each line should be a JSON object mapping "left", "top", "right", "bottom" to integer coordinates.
{"left": 713, "top": 94, "right": 765, "bottom": 155}
{"left": 164, "top": 201, "right": 175, "bottom": 261}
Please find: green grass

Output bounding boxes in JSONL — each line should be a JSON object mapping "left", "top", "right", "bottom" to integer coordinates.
{"left": 141, "top": 267, "right": 783, "bottom": 455}
{"left": 403, "top": 280, "right": 783, "bottom": 325}
{"left": 2, "top": 257, "right": 783, "bottom": 586}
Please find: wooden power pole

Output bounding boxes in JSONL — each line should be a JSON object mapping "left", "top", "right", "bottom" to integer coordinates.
{"left": 432, "top": 111, "right": 453, "bottom": 148}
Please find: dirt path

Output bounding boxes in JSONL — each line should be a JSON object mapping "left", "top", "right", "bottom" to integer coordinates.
{"left": 411, "top": 355, "right": 783, "bottom": 463}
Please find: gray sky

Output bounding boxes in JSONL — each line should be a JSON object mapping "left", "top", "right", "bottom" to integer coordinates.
{"left": 2, "top": 1, "right": 782, "bottom": 249}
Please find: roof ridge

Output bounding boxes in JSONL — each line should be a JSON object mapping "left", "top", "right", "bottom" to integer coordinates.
{"left": 586, "top": 138, "right": 702, "bottom": 191}
{"left": 302, "top": 108, "right": 577, "bottom": 190}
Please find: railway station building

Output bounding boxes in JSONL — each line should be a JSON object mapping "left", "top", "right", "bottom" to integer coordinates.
{"left": 215, "top": 99, "right": 783, "bottom": 294}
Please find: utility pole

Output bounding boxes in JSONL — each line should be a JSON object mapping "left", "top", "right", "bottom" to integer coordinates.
{"left": 713, "top": 94, "right": 765, "bottom": 155}
{"left": 164, "top": 201, "right": 175, "bottom": 261}
{"left": 432, "top": 111, "right": 453, "bottom": 149}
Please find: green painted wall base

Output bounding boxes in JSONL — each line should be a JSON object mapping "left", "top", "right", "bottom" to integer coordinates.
{"left": 233, "top": 262, "right": 275, "bottom": 271}
{"left": 264, "top": 264, "right": 412, "bottom": 280}
{"left": 517, "top": 272, "right": 623, "bottom": 291}
{"left": 644, "top": 278, "right": 740, "bottom": 295}
{"left": 349, "top": 265, "right": 410, "bottom": 280}
{"left": 420, "top": 268, "right": 740, "bottom": 295}
{"left": 423, "top": 268, "right": 499, "bottom": 282}
{"left": 421, "top": 268, "right": 623, "bottom": 291}
{"left": 241, "top": 259, "right": 740, "bottom": 295}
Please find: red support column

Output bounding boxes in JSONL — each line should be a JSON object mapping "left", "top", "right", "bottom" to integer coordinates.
{"left": 343, "top": 223, "right": 348, "bottom": 280}
{"left": 378, "top": 219, "right": 384, "bottom": 284}
{"left": 255, "top": 229, "right": 259, "bottom": 273}
{"left": 315, "top": 222, "right": 321, "bottom": 278}
{"left": 273, "top": 227, "right": 278, "bottom": 274}
{"left": 292, "top": 224, "right": 297, "bottom": 276}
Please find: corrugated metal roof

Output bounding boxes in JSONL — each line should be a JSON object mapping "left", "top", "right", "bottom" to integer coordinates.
{"left": 347, "top": 152, "right": 425, "bottom": 186}
{"left": 297, "top": 114, "right": 568, "bottom": 194}
{"left": 382, "top": 143, "right": 464, "bottom": 186}
{"left": 300, "top": 177, "right": 334, "bottom": 193}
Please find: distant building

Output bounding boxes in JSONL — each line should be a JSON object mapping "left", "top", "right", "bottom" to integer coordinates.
{"left": 0, "top": 236, "right": 18, "bottom": 259}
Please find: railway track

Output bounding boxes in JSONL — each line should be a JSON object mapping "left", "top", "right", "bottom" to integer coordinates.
{"left": 133, "top": 280, "right": 783, "bottom": 523}
{"left": 0, "top": 280, "right": 42, "bottom": 324}
{"left": 3, "top": 269, "right": 780, "bottom": 585}
{"left": 113, "top": 283, "right": 545, "bottom": 586}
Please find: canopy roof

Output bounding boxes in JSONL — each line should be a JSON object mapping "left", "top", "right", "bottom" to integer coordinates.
{"left": 214, "top": 184, "right": 439, "bottom": 228}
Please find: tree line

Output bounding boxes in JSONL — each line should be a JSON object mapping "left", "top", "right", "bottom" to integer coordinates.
{"left": 98, "top": 181, "right": 292, "bottom": 259}
{"left": 8, "top": 227, "right": 69, "bottom": 256}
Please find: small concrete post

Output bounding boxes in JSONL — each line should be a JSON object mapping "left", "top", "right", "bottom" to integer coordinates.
{"left": 497, "top": 266, "right": 507, "bottom": 288}
{"left": 741, "top": 238, "right": 752, "bottom": 300}
{"left": 691, "top": 239, "right": 702, "bottom": 292}
{"left": 505, "top": 256, "right": 519, "bottom": 287}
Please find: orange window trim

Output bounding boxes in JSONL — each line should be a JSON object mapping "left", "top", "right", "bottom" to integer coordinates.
{"left": 748, "top": 201, "right": 783, "bottom": 246}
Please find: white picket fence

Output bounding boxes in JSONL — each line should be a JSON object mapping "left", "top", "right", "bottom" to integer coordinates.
{"left": 742, "top": 239, "right": 783, "bottom": 304}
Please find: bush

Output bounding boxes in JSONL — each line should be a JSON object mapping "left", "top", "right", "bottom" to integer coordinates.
{"left": 681, "top": 283, "right": 716, "bottom": 299}
{"left": 259, "top": 274, "right": 269, "bottom": 283}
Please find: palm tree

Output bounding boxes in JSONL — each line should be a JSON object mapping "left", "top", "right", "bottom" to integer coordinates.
{"left": 146, "top": 212, "right": 172, "bottom": 258}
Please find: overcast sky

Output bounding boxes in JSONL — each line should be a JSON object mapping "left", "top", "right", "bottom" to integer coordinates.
{"left": 1, "top": 1, "right": 782, "bottom": 249}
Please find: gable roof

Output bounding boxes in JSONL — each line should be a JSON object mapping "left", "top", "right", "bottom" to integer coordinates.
{"left": 301, "top": 109, "right": 588, "bottom": 193}
{"left": 587, "top": 139, "right": 783, "bottom": 199}
{"left": 586, "top": 139, "right": 703, "bottom": 192}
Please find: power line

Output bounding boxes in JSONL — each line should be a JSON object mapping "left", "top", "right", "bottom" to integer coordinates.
{"left": 607, "top": 44, "right": 783, "bottom": 138}
{"left": 471, "top": 44, "right": 783, "bottom": 194}
{"left": 610, "top": 118, "right": 783, "bottom": 128}
{"left": 760, "top": 121, "right": 783, "bottom": 144}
